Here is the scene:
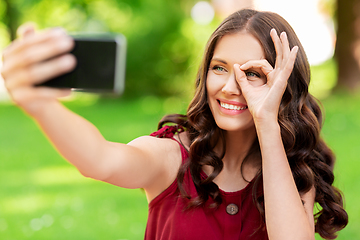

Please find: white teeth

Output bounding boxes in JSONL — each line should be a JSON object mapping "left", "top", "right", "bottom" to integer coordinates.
{"left": 220, "top": 102, "right": 247, "bottom": 110}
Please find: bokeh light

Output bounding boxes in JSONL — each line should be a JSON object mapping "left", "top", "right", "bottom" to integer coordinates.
{"left": 254, "top": 0, "right": 335, "bottom": 66}
{"left": 191, "top": 1, "right": 215, "bottom": 25}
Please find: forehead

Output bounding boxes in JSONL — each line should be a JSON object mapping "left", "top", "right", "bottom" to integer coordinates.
{"left": 212, "top": 32, "right": 265, "bottom": 64}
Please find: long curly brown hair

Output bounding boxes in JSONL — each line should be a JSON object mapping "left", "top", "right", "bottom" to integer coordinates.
{"left": 159, "top": 9, "right": 348, "bottom": 239}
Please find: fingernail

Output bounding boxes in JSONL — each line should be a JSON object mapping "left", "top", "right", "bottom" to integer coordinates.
{"left": 61, "top": 54, "right": 76, "bottom": 69}
{"left": 60, "top": 37, "right": 74, "bottom": 49}
{"left": 51, "top": 27, "right": 66, "bottom": 36}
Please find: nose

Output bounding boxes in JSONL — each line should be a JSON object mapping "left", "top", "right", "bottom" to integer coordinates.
{"left": 221, "top": 71, "right": 241, "bottom": 95}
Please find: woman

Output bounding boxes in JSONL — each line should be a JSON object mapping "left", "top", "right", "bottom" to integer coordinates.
{"left": 1, "top": 9, "right": 347, "bottom": 240}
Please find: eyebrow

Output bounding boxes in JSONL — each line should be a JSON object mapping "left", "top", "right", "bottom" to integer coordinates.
{"left": 210, "top": 58, "right": 227, "bottom": 65}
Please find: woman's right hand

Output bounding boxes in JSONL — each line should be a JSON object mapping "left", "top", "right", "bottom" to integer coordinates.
{"left": 1, "top": 24, "right": 76, "bottom": 116}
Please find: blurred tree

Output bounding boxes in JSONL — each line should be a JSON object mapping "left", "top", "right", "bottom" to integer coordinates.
{"left": 0, "top": 0, "right": 198, "bottom": 98}
{"left": 2, "top": 0, "right": 19, "bottom": 40}
{"left": 334, "top": 0, "right": 360, "bottom": 90}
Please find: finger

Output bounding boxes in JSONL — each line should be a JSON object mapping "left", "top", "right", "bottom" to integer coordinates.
{"left": 270, "top": 29, "right": 283, "bottom": 69}
{"left": 10, "top": 87, "right": 71, "bottom": 111}
{"left": 3, "top": 28, "right": 69, "bottom": 66}
{"left": 272, "top": 46, "right": 298, "bottom": 90}
{"left": 5, "top": 54, "right": 76, "bottom": 90}
{"left": 283, "top": 46, "right": 298, "bottom": 75}
{"left": 17, "top": 22, "right": 37, "bottom": 39}
{"left": 234, "top": 64, "right": 251, "bottom": 90}
{"left": 3, "top": 32, "right": 74, "bottom": 78}
{"left": 280, "top": 31, "right": 290, "bottom": 63}
{"left": 239, "top": 59, "right": 273, "bottom": 76}
{"left": 12, "top": 87, "right": 71, "bottom": 102}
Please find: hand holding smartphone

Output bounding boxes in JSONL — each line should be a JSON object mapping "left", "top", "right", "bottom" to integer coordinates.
{"left": 38, "top": 34, "right": 127, "bottom": 95}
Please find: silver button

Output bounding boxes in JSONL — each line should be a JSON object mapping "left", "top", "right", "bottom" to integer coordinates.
{"left": 226, "top": 203, "right": 239, "bottom": 215}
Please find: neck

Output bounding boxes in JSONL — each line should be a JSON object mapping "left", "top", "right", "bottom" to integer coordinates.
{"left": 203, "top": 127, "right": 259, "bottom": 191}
{"left": 218, "top": 127, "right": 257, "bottom": 171}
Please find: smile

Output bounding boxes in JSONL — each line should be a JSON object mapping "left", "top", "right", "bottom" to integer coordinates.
{"left": 220, "top": 101, "right": 248, "bottom": 111}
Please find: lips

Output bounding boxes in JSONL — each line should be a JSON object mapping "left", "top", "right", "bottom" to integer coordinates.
{"left": 217, "top": 99, "right": 248, "bottom": 115}
{"left": 220, "top": 102, "right": 248, "bottom": 110}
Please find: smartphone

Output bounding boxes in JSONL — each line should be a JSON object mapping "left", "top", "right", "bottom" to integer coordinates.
{"left": 38, "top": 34, "right": 127, "bottom": 95}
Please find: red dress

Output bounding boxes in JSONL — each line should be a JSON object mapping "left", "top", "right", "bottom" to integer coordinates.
{"left": 145, "top": 126, "right": 268, "bottom": 240}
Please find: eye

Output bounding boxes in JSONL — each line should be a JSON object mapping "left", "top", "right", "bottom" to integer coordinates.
{"left": 245, "top": 70, "right": 266, "bottom": 87}
{"left": 245, "top": 71, "right": 260, "bottom": 79}
{"left": 211, "top": 65, "right": 227, "bottom": 73}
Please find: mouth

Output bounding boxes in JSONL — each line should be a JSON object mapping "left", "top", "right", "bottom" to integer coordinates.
{"left": 218, "top": 100, "right": 248, "bottom": 111}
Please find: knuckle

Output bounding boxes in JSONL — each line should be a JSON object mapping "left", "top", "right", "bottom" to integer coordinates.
{"left": 1, "top": 48, "right": 9, "bottom": 61}
{"left": 3, "top": 75, "right": 18, "bottom": 91}
{"left": 53, "top": 37, "right": 74, "bottom": 54}
{"left": 25, "top": 67, "right": 38, "bottom": 82}
{"left": 3, "top": 79, "right": 12, "bottom": 90}
{"left": 11, "top": 90, "right": 27, "bottom": 104}
{"left": 10, "top": 90, "right": 21, "bottom": 102}
{"left": 0, "top": 65, "right": 9, "bottom": 79}
{"left": 21, "top": 51, "right": 37, "bottom": 65}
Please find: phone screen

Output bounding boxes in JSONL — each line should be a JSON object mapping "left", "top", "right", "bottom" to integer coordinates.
{"left": 39, "top": 35, "right": 126, "bottom": 95}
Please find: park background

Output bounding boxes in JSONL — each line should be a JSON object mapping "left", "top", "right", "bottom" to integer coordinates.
{"left": 0, "top": 0, "right": 359, "bottom": 239}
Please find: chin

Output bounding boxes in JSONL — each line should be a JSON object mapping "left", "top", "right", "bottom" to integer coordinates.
{"left": 214, "top": 118, "right": 255, "bottom": 133}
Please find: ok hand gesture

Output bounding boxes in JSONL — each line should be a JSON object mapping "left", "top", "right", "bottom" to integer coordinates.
{"left": 234, "top": 29, "right": 298, "bottom": 126}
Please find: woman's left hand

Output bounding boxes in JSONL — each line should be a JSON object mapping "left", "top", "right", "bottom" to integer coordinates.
{"left": 234, "top": 29, "right": 298, "bottom": 125}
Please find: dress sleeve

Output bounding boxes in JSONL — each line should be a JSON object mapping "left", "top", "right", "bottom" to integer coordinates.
{"left": 150, "top": 125, "right": 184, "bottom": 139}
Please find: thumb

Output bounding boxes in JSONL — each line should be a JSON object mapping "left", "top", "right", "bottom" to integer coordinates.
{"left": 234, "top": 64, "right": 250, "bottom": 90}
{"left": 17, "top": 22, "right": 37, "bottom": 39}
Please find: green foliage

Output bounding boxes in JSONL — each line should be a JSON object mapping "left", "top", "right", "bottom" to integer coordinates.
{"left": 310, "top": 59, "right": 338, "bottom": 99}
{"left": 0, "top": 0, "right": 204, "bottom": 98}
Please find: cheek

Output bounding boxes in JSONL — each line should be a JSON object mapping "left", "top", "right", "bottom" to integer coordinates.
{"left": 206, "top": 73, "right": 223, "bottom": 96}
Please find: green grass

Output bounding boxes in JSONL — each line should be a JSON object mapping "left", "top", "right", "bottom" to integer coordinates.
{"left": 0, "top": 95, "right": 182, "bottom": 240}
{"left": 0, "top": 92, "right": 359, "bottom": 239}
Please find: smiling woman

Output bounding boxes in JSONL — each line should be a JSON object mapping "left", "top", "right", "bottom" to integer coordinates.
{"left": 1, "top": 8, "right": 348, "bottom": 240}
{"left": 158, "top": 9, "right": 348, "bottom": 240}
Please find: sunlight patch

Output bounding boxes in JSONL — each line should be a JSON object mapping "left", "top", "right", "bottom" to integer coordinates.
{"left": 1, "top": 194, "right": 51, "bottom": 214}
{"left": 29, "top": 166, "right": 90, "bottom": 186}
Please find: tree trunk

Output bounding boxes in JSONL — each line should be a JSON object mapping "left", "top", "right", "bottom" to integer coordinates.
{"left": 334, "top": 0, "right": 360, "bottom": 90}
{"left": 3, "top": 0, "right": 19, "bottom": 40}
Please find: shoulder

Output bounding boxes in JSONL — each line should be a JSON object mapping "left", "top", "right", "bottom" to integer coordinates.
{"left": 128, "top": 136, "right": 181, "bottom": 171}
{"left": 129, "top": 133, "right": 181, "bottom": 151}
{"left": 127, "top": 134, "right": 184, "bottom": 202}
{"left": 173, "top": 131, "right": 191, "bottom": 151}
{"left": 131, "top": 125, "right": 190, "bottom": 159}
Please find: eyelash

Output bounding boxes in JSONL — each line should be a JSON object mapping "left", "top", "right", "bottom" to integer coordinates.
{"left": 212, "top": 65, "right": 226, "bottom": 72}
{"left": 211, "top": 65, "right": 261, "bottom": 79}
{"left": 245, "top": 71, "right": 261, "bottom": 78}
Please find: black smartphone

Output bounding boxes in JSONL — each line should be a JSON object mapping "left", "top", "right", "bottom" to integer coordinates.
{"left": 38, "top": 34, "right": 127, "bottom": 95}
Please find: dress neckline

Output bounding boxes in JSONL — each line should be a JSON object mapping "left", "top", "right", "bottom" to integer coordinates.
{"left": 200, "top": 169, "right": 256, "bottom": 196}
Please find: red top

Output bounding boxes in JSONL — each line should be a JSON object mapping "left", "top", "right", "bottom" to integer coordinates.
{"left": 145, "top": 126, "right": 268, "bottom": 240}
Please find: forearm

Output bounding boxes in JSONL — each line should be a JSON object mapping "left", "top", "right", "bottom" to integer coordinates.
{"left": 31, "top": 100, "right": 109, "bottom": 179}
{"left": 256, "top": 120, "right": 314, "bottom": 240}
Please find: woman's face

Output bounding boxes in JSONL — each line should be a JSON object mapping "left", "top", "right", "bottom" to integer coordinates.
{"left": 206, "top": 31, "right": 267, "bottom": 132}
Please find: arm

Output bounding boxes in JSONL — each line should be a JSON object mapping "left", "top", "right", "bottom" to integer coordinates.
{"left": 1, "top": 25, "right": 180, "bottom": 200}
{"left": 256, "top": 120, "right": 315, "bottom": 240}
{"left": 235, "top": 29, "right": 315, "bottom": 239}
